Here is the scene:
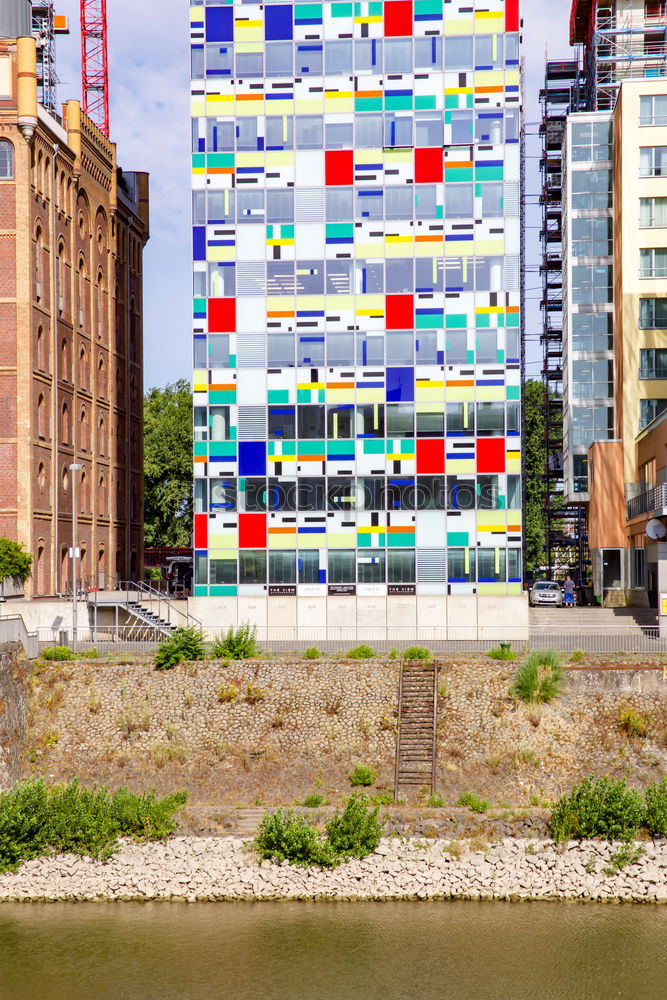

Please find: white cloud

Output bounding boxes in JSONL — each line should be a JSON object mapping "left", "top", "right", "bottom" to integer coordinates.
{"left": 53, "top": 0, "right": 574, "bottom": 386}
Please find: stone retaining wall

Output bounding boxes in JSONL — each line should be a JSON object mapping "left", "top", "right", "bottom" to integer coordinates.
{"left": 0, "top": 647, "right": 28, "bottom": 789}
{"left": 1, "top": 837, "right": 666, "bottom": 903}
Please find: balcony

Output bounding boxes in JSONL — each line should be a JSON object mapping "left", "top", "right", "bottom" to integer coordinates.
{"left": 626, "top": 483, "right": 667, "bottom": 520}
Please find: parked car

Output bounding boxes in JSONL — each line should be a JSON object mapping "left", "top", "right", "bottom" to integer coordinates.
{"left": 529, "top": 581, "right": 563, "bottom": 608}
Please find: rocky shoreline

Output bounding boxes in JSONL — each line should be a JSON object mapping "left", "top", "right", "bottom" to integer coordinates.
{"left": 1, "top": 836, "right": 666, "bottom": 903}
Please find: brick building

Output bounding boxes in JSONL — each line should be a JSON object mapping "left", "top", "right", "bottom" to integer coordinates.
{"left": 0, "top": 21, "right": 149, "bottom": 596}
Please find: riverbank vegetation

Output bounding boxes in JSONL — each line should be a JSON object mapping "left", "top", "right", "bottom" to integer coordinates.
{"left": 0, "top": 779, "right": 187, "bottom": 873}
{"left": 550, "top": 775, "right": 667, "bottom": 842}
{"left": 255, "top": 793, "right": 384, "bottom": 867}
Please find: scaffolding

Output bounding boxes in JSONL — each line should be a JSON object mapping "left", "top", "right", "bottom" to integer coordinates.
{"left": 539, "top": 59, "right": 591, "bottom": 582}
{"left": 31, "top": 1, "right": 56, "bottom": 113}
{"left": 571, "top": 0, "right": 667, "bottom": 110}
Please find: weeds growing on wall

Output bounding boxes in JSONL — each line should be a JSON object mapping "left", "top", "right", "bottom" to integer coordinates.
{"left": 510, "top": 650, "right": 565, "bottom": 704}
{"left": 154, "top": 627, "right": 207, "bottom": 671}
{"left": 0, "top": 779, "right": 187, "bottom": 873}
{"left": 211, "top": 622, "right": 259, "bottom": 660}
{"left": 550, "top": 776, "right": 644, "bottom": 843}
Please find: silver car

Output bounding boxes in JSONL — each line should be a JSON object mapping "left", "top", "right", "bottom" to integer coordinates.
{"left": 529, "top": 581, "right": 563, "bottom": 607}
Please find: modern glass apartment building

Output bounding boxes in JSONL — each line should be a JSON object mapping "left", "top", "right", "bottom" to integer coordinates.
{"left": 189, "top": 0, "right": 523, "bottom": 630}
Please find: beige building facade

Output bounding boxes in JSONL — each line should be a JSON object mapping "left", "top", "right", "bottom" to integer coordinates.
{"left": 0, "top": 32, "right": 149, "bottom": 597}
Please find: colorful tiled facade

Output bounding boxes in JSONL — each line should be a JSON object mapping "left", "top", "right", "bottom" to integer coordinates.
{"left": 189, "top": 0, "right": 523, "bottom": 603}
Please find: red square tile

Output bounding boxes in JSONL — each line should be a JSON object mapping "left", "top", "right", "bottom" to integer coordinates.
{"left": 477, "top": 438, "right": 506, "bottom": 474}
{"left": 194, "top": 513, "right": 208, "bottom": 549}
{"left": 384, "top": 0, "right": 412, "bottom": 36}
{"left": 415, "top": 147, "right": 443, "bottom": 183}
{"left": 238, "top": 513, "right": 267, "bottom": 549}
{"left": 505, "top": 0, "right": 519, "bottom": 32}
{"left": 208, "top": 298, "right": 236, "bottom": 333}
{"left": 325, "top": 149, "right": 353, "bottom": 185}
{"left": 417, "top": 439, "right": 445, "bottom": 474}
{"left": 386, "top": 294, "right": 414, "bottom": 331}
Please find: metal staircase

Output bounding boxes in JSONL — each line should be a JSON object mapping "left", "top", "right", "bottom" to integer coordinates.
{"left": 394, "top": 660, "right": 438, "bottom": 800}
{"left": 88, "top": 581, "right": 201, "bottom": 640}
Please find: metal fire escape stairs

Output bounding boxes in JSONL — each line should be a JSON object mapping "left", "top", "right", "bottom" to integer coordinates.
{"left": 88, "top": 582, "right": 201, "bottom": 640}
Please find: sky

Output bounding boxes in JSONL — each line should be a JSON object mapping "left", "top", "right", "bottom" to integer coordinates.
{"left": 54, "top": 0, "right": 571, "bottom": 391}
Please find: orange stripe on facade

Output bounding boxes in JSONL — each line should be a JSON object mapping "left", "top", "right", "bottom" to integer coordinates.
{"left": 445, "top": 161, "right": 473, "bottom": 168}
{"left": 475, "top": 86, "right": 503, "bottom": 93}
{"left": 354, "top": 90, "right": 382, "bottom": 98}
{"left": 209, "top": 383, "right": 236, "bottom": 391}
{"left": 267, "top": 310, "right": 295, "bottom": 318}
{"left": 268, "top": 527, "right": 297, "bottom": 534}
{"left": 236, "top": 93, "right": 263, "bottom": 101}
{"left": 446, "top": 379, "right": 474, "bottom": 387}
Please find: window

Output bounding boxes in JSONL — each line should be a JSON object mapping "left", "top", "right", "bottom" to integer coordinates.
{"left": 640, "top": 399, "right": 667, "bottom": 428}
{"left": 447, "top": 403, "right": 475, "bottom": 435}
{"left": 388, "top": 550, "right": 415, "bottom": 584}
{"left": 416, "top": 476, "right": 446, "bottom": 510}
{"left": 298, "top": 405, "right": 325, "bottom": 440}
{"left": 571, "top": 218, "right": 612, "bottom": 257}
{"left": 357, "top": 549, "right": 385, "bottom": 584}
{"left": 476, "top": 402, "right": 505, "bottom": 436}
{"left": 356, "top": 404, "right": 384, "bottom": 438}
{"left": 416, "top": 406, "right": 444, "bottom": 438}
{"left": 325, "top": 40, "right": 353, "bottom": 75}
{"left": 296, "top": 41, "right": 322, "bottom": 75}
{"left": 640, "top": 348, "right": 667, "bottom": 379}
{"left": 447, "top": 548, "right": 475, "bottom": 582}
{"left": 357, "top": 477, "right": 385, "bottom": 511}
{"left": 445, "top": 184, "right": 473, "bottom": 218}
{"left": 415, "top": 36, "right": 442, "bottom": 70}
{"left": 295, "top": 116, "right": 323, "bottom": 149}
{"left": 0, "top": 139, "right": 13, "bottom": 179}
{"left": 266, "top": 117, "right": 293, "bottom": 151}
{"left": 235, "top": 48, "right": 263, "bottom": 78}
{"left": 328, "top": 549, "right": 355, "bottom": 584}
{"left": 631, "top": 547, "right": 646, "bottom": 590}
{"left": 571, "top": 405, "right": 614, "bottom": 447}
{"left": 444, "top": 35, "right": 473, "bottom": 71}
{"left": 640, "top": 197, "right": 667, "bottom": 228}
{"left": 640, "top": 95, "right": 667, "bottom": 126}
{"left": 640, "top": 298, "right": 667, "bottom": 328}
{"left": 571, "top": 312, "right": 613, "bottom": 352}
{"left": 207, "top": 42, "right": 232, "bottom": 76}
{"left": 268, "top": 405, "right": 295, "bottom": 439}
{"left": 571, "top": 169, "right": 612, "bottom": 209}
{"left": 239, "top": 550, "right": 266, "bottom": 585}
{"left": 415, "top": 112, "right": 443, "bottom": 147}
{"left": 269, "top": 551, "right": 296, "bottom": 585}
{"left": 386, "top": 404, "right": 414, "bottom": 438}
{"left": 210, "top": 559, "right": 237, "bottom": 585}
{"left": 385, "top": 38, "right": 412, "bottom": 73}
{"left": 640, "top": 146, "right": 667, "bottom": 177}
{"left": 384, "top": 113, "right": 412, "bottom": 147}
{"left": 325, "top": 121, "right": 353, "bottom": 149}
{"left": 570, "top": 120, "right": 612, "bottom": 161}
{"left": 571, "top": 265, "right": 613, "bottom": 305}
{"left": 299, "top": 550, "right": 321, "bottom": 584}
{"left": 478, "top": 548, "right": 506, "bottom": 584}
{"left": 327, "top": 478, "right": 356, "bottom": 511}
{"left": 355, "top": 38, "right": 382, "bottom": 73}
{"left": 298, "top": 478, "right": 325, "bottom": 511}
{"left": 640, "top": 248, "right": 667, "bottom": 278}
{"left": 266, "top": 42, "right": 292, "bottom": 76}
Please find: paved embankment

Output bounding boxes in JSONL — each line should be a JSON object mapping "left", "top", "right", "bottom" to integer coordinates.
{"left": 1, "top": 837, "right": 666, "bottom": 903}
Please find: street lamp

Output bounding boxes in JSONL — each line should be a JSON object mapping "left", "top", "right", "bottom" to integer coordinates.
{"left": 69, "top": 464, "right": 82, "bottom": 648}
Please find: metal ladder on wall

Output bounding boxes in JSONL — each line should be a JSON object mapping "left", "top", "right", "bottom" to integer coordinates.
{"left": 394, "top": 660, "right": 438, "bottom": 801}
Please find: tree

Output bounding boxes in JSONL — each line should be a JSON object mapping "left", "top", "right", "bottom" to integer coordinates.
{"left": 143, "top": 380, "right": 193, "bottom": 548}
{"left": 523, "top": 379, "right": 548, "bottom": 577}
{"left": 0, "top": 538, "right": 32, "bottom": 586}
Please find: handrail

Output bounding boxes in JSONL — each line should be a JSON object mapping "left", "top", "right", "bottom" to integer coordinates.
{"left": 92, "top": 581, "right": 201, "bottom": 630}
{"left": 626, "top": 483, "right": 667, "bottom": 520}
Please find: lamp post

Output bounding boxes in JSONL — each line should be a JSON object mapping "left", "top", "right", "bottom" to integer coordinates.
{"left": 69, "top": 464, "right": 82, "bottom": 649}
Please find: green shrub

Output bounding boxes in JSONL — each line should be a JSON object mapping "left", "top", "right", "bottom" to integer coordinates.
{"left": 603, "top": 844, "right": 645, "bottom": 876}
{"left": 154, "top": 626, "right": 207, "bottom": 671}
{"left": 325, "top": 793, "right": 385, "bottom": 859}
{"left": 569, "top": 649, "right": 584, "bottom": 663}
{"left": 303, "top": 647, "right": 320, "bottom": 660}
{"left": 371, "top": 790, "right": 394, "bottom": 806}
{"left": 549, "top": 776, "right": 644, "bottom": 843}
{"left": 510, "top": 650, "right": 565, "bottom": 704}
{"left": 255, "top": 809, "right": 335, "bottom": 868}
{"left": 41, "top": 646, "right": 73, "bottom": 662}
{"left": 644, "top": 778, "right": 667, "bottom": 837}
{"left": 437, "top": 680, "right": 449, "bottom": 700}
{"left": 487, "top": 645, "right": 517, "bottom": 661}
{"left": 80, "top": 648, "right": 100, "bottom": 659}
{"left": 617, "top": 705, "right": 649, "bottom": 738}
{"left": 303, "top": 793, "right": 324, "bottom": 808}
{"left": 145, "top": 567, "right": 162, "bottom": 582}
{"left": 347, "top": 644, "right": 374, "bottom": 659}
{"left": 348, "top": 764, "right": 376, "bottom": 787}
{"left": 457, "top": 792, "right": 489, "bottom": 813}
{"left": 0, "top": 779, "right": 187, "bottom": 873}
{"left": 403, "top": 646, "right": 431, "bottom": 661}
{"left": 211, "top": 622, "right": 259, "bottom": 660}
{"left": 0, "top": 537, "right": 32, "bottom": 586}
{"left": 388, "top": 648, "right": 398, "bottom": 659}
{"left": 426, "top": 794, "right": 445, "bottom": 808}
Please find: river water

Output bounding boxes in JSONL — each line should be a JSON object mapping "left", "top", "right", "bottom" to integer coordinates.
{"left": 1, "top": 901, "right": 665, "bottom": 999}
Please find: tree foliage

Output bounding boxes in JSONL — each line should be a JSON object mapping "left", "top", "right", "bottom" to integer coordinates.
{"left": 144, "top": 380, "right": 193, "bottom": 548}
{"left": 522, "top": 380, "right": 548, "bottom": 577}
{"left": 0, "top": 538, "right": 32, "bottom": 586}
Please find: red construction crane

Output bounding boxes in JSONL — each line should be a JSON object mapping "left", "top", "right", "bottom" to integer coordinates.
{"left": 80, "top": 0, "right": 109, "bottom": 137}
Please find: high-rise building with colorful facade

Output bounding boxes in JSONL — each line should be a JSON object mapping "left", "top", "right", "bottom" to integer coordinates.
{"left": 189, "top": 0, "right": 524, "bottom": 636}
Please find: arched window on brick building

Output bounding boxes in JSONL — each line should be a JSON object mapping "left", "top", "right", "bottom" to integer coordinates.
{"left": 0, "top": 139, "right": 14, "bottom": 179}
